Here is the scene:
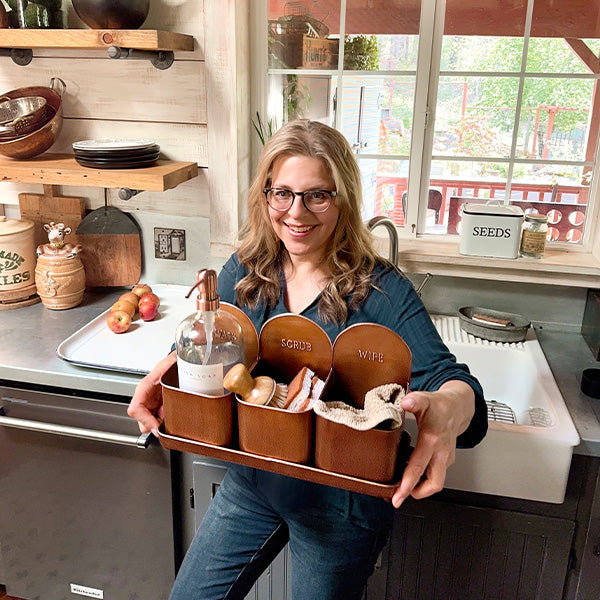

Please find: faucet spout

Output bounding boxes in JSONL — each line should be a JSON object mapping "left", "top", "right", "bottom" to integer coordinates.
{"left": 366, "top": 216, "right": 398, "bottom": 265}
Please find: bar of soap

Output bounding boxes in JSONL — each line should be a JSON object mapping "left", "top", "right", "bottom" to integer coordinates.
{"left": 471, "top": 313, "right": 512, "bottom": 327}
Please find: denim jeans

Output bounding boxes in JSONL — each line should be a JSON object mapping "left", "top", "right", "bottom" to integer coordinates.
{"left": 170, "top": 465, "right": 394, "bottom": 600}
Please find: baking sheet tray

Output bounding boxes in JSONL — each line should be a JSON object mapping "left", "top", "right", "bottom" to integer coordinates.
{"left": 57, "top": 284, "right": 193, "bottom": 375}
{"left": 157, "top": 425, "right": 411, "bottom": 500}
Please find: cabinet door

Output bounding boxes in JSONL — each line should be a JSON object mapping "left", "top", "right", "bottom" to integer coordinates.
{"left": 191, "top": 459, "right": 292, "bottom": 600}
{"left": 384, "top": 498, "right": 575, "bottom": 600}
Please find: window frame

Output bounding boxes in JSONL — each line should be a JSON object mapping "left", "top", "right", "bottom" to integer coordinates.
{"left": 252, "top": 0, "right": 600, "bottom": 285}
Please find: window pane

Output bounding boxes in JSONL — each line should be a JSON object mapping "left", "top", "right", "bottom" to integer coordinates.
{"left": 516, "top": 78, "right": 595, "bottom": 162}
{"left": 445, "top": 0, "right": 527, "bottom": 37}
{"left": 268, "top": 73, "right": 336, "bottom": 126}
{"left": 526, "top": 38, "right": 594, "bottom": 74}
{"left": 434, "top": 76, "right": 519, "bottom": 159}
{"left": 268, "top": 0, "right": 340, "bottom": 69}
{"left": 338, "top": 75, "right": 415, "bottom": 156}
{"left": 427, "top": 160, "right": 509, "bottom": 235}
{"left": 441, "top": 37, "right": 523, "bottom": 72}
{"left": 368, "top": 159, "right": 410, "bottom": 227}
{"left": 509, "top": 162, "right": 590, "bottom": 244}
{"left": 378, "top": 35, "right": 419, "bottom": 71}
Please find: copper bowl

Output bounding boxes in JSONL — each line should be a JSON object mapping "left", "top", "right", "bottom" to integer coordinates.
{"left": 0, "top": 80, "right": 64, "bottom": 159}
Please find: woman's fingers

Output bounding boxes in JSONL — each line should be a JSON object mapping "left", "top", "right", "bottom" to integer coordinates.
{"left": 127, "top": 351, "right": 176, "bottom": 434}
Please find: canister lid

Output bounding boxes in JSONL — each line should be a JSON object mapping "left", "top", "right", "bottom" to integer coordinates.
{"left": 463, "top": 203, "right": 524, "bottom": 218}
{"left": 524, "top": 213, "right": 548, "bottom": 222}
{"left": 0, "top": 215, "right": 34, "bottom": 235}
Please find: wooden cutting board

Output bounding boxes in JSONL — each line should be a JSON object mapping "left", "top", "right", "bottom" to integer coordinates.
{"left": 75, "top": 205, "right": 142, "bottom": 288}
{"left": 18, "top": 185, "right": 86, "bottom": 249}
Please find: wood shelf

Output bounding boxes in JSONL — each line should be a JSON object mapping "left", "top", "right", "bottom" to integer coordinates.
{"left": 0, "top": 154, "right": 198, "bottom": 192}
{"left": 0, "top": 29, "right": 194, "bottom": 52}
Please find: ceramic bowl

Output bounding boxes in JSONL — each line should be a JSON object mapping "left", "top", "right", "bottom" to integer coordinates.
{"left": 71, "top": 0, "right": 150, "bottom": 30}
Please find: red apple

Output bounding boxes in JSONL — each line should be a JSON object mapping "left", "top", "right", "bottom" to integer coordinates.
{"left": 132, "top": 283, "right": 153, "bottom": 298}
{"left": 110, "top": 299, "right": 136, "bottom": 318}
{"left": 119, "top": 292, "right": 140, "bottom": 310}
{"left": 106, "top": 309, "right": 132, "bottom": 333}
{"left": 139, "top": 292, "right": 160, "bottom": 308}
{"left": 139, "top": 300, "right": 159, "bottom": 322}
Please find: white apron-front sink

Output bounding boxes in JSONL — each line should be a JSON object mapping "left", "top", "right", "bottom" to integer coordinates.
{"left": 403, "top": 316, "right": 580, "bottom": 504}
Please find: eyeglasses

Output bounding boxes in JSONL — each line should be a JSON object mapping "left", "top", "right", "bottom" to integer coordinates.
{"left": 263, "top": 187, "right": 337, "bottom": 214}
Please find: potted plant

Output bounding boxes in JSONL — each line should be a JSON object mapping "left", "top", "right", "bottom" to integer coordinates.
{"left": 344, "top": 34, "right": 379, "bottom": 70}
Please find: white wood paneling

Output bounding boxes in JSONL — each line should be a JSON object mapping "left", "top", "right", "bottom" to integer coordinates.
{"left": 0, "top": 58, "right": 206, "bottom": 123}
{"left": 205, "top": 0, "right": 250, "bottom": 255}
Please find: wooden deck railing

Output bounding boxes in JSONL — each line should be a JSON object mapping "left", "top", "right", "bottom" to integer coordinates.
{"left": 373, "top": 175, "right": 589, "bottom": 242}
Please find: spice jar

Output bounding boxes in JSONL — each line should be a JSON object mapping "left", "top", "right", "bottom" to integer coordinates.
{"left": 520, "top": 213, "right": 548, "bottom": 259}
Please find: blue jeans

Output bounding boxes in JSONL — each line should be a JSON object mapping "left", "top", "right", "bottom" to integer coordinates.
{"left": 170, "top": 465, "right": 394, "bottom": 600}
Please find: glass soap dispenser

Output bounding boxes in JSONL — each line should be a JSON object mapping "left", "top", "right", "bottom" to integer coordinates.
{"left": 175, "top": 269, "right": 244, "bottom": 395}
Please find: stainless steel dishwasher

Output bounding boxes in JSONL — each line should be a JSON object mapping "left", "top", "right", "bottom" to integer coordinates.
{"left": 0, "top": 380, "right": 177, "bottom": 600}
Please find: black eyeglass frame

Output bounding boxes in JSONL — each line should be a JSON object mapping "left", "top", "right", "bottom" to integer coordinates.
{"left": 263, "top": 187, "right": 337, "bottom": 214}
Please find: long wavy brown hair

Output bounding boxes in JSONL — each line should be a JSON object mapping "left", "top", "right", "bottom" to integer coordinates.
{"left": 236, "top": 119, "right": 387, "bottom": 324}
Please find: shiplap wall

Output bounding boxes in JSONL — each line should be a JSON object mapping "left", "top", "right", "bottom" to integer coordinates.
{"left": 0, "top": 0, "right": 250, "bottom": 284}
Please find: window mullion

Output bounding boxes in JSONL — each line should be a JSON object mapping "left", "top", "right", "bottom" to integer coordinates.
{"left": 403, "top": 0, "right": 441, "bottom": 237}
{"left": 504, "top": 0, "right": 535, "bottom": 204}
{"left": 333, "top": 0, "right": 347, "bottom": 132}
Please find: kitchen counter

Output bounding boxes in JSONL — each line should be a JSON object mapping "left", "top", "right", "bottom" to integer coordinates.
{"left": 1, "top": 290, "right": 599, "bottom": 455}
{"left": 536, "top": 326, "right": 600, "bottom": 456}
{"left": 0, "top": 288, "right": 140, "bottom": 398}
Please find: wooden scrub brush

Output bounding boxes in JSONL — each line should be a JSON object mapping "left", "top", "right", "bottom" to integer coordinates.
{"left": 223, "top": 363, "right": 288, "bottom": 407}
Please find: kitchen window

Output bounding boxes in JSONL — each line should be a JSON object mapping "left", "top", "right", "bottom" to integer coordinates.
{"left": 254, "top": 0, "right": 600, "bottom": 279}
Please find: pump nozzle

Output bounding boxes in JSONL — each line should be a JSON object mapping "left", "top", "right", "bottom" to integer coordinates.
{"left": 185, "top": 269, "right": 220, "bottom": 311}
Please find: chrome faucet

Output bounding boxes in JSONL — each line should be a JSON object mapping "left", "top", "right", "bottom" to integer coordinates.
{"left": 366, "top": 216, "right": 433, "bottom": 296}
{"left": 366, "top": 216, "right": 398, "bottom": 265}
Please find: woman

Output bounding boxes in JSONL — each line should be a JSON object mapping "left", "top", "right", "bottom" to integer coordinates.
{"left": 128, "top": 119, "right": 487, "bottom": 599}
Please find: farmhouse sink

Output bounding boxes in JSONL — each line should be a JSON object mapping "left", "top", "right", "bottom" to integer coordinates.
{"left": 403, "top": 315, "right": 580, "bottom": 504}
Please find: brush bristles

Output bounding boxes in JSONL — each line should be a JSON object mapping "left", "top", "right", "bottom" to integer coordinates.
{"left": 268, "top": 383, "right": 288, "bottom": 408}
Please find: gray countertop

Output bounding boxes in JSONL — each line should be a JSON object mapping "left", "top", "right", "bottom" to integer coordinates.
{"left": 1, "top": 291, "right": 599, "bottom": 456}
{"left": 535, "top": 326, "right": 600, "bottom": 456}
{"left": 0, "top": 288, "right": 140, "bottom": 398}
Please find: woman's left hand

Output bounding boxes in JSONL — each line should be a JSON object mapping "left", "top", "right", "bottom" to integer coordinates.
{"left": 391, "top": 380, "right": 475, "bottom": 508}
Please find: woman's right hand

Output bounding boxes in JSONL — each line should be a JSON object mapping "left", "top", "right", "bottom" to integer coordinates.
{"left": 127, "top": 350, "right": 177, "bottom": 435}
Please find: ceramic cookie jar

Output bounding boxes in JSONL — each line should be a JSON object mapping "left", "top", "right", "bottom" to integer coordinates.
{"left": 35, "top": 221, "right": 85, "bottom": 310}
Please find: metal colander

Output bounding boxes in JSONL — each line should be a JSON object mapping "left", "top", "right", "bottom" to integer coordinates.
{"left": 0, "top": 96, "right": 47, "bottom": 138}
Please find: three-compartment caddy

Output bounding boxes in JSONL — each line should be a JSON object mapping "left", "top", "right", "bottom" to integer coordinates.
{"left": 159, "top": 304, "right": 412, "bottom": 498}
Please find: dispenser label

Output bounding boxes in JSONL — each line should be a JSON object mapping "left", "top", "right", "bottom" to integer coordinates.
{"left": 177, "top": 358, "right": 224, "bottom": 396}
{"left": 70, "top": 583, "right": 104, "bottom": 598}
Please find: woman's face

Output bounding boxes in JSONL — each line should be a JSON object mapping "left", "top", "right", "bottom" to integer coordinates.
{"left": 267, "top": 155, "right": 339, "bottom": 265}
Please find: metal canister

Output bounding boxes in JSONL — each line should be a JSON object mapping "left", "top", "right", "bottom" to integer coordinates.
{"left": 0, "top": 215, "right": 36, "bottom": 292}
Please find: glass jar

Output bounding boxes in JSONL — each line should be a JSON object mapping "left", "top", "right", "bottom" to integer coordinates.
{"left": 520, "top": 213, "right": 548, "bottom": 258}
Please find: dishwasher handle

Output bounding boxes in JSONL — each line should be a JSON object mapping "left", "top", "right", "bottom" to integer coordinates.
{"left": 0, "top": 413, "right": 153, "bottom": 448}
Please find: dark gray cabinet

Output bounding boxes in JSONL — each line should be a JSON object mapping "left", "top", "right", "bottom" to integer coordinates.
{"left": 380, "top": 499, "right": 574, "bottom": 600}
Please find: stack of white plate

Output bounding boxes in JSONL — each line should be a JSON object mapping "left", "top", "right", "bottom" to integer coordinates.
{"left": 72, "top": 139, "right": 160, "bottom": 169}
